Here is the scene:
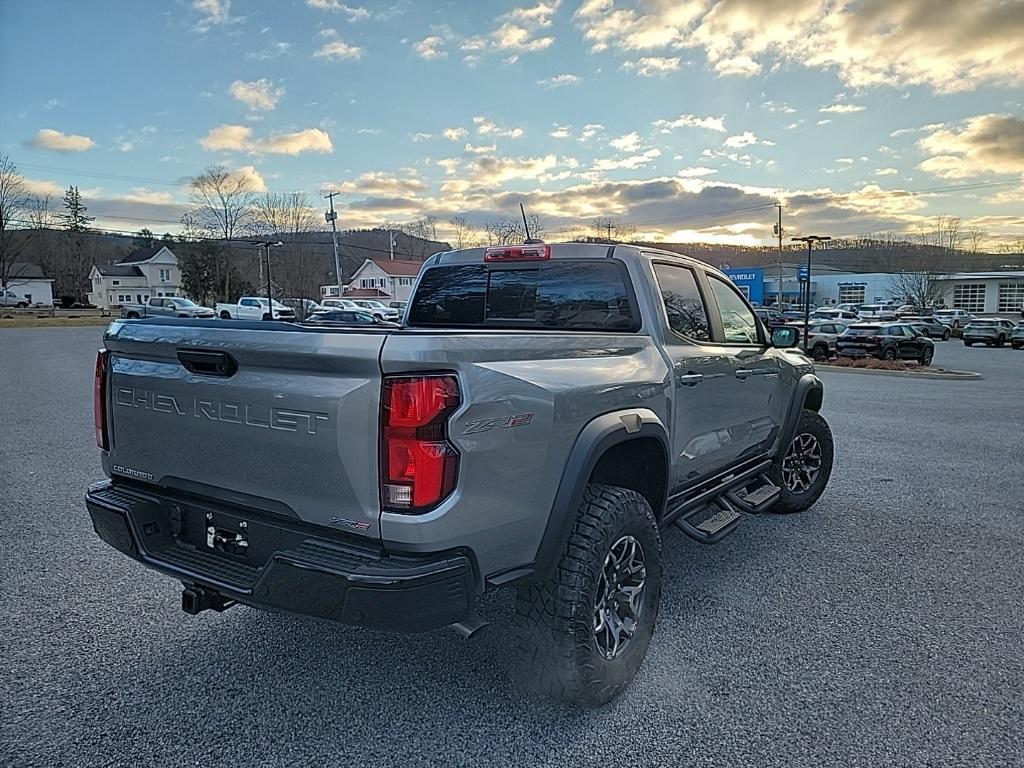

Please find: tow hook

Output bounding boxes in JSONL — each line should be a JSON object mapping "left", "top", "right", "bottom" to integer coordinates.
{"left": 181, "top": 586, "right": 235, "bottom": 615}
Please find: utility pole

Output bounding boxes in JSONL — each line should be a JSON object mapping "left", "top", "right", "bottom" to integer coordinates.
{"left": 254, "top": 241, "right": 284, "bottom": 319}
{"left": 388, "top": 230, "right": 395, "bottom": 260}
{"left": 791, "top": 235, "right": 832, "bottom": 351}
{"left": 607, "top": 219, "right": 613, "bottom": 241}
{"left": 324, "top": 191, "right": 342, "bottom": 298}
{"left": 775, "top": 204, "right": 784, "bottom": 307}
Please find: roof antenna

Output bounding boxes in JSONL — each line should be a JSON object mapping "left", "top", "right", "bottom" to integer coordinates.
{"left": 520, "top": 202, "right": 542, "bottom": 244}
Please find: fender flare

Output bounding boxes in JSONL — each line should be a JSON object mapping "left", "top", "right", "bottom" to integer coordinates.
{"left": 531, "top": 408, "right": 670, "bottom": 582}
{"left": 775, "top": 373, "right": 823, "bottom": 454}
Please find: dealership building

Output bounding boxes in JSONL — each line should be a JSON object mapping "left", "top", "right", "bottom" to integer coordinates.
{"left": 724, "top": 265, "right": 1024, "bottom": 316}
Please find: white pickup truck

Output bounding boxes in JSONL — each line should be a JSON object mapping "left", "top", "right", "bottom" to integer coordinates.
{"left": 215, "top": 297, "right": 296, "bottom": 321}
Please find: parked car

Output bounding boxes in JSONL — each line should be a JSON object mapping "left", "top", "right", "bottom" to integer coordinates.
{"left": 901, "top": 316, "right": 952, "bottom": 340}
{"left": 121, "top": 297, "right": 215, "bottom": 320}
{"left": 1, "top": 288, "right": 29, "bottom": 308}
{"left": 788, "top": 319, "right": 847, "bottom": 361}
{"left": 389, "top": 300, "right": 408, "bottom": 311}
{"left": 836, "top": 303, "right": 861, "bottom": 314}
{"left": 215, "top": 297, "right": 295, "bottom": 321}
{"left": 351, "top": 299, "right": 400, "bottom": 321}
{"left": 754, "top": 307, "right": 786, "bottom": 329}
{"left": 87, "top": 241, "right": 834, "bottom": 706}
{"left": 812, "top": 308, "right": 860, "bottom": 323}
{"left": 319, "top": 298, "right": 359, "bottom": 310}
{"left": 837, "top": 322, "right": 935, "bottom": 365}
{"left": 856, "top": 304, "right": 898, "bottom": 321}
{"left": 962, "top": 318, "right": 1017, "bottom": 347}
{"left": 1012, "top": 322, "right": 1024, "bottom": 349}
{"left": 932, "top": 309, "right": 974, "bottom": 329}
{"left": 281, "top": 298, "right": 322, "bottom": 321}
{"left": 305, "top": 309, "right": 398, "bottom": 327}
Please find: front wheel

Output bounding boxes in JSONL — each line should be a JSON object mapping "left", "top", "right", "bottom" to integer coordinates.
{"left": 882, "top": 347, "right": 897, "bottom": 361}
{"left": 513, "top": 484, "right": 662, "bottom": 707}
{"left": 996, "top": 335, "right": 1005, "bottom": 347}
{"left": 942, "top": 330, "right": 950, "bottom": 341}
{"left": 964, "top": 340, "right": 973, "bottom": 346}
{"left": 768, "top": 409, "right": 834, "bottom": 514}
{"left": 920, "top": 347, "right": 933, "bottom": 366}
{"left": 811, "top": 343, "right": 829, "bottom": 362}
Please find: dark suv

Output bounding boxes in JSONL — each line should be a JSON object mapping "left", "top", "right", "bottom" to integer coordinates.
{"left": 837, "top": 322, "right": 935, "bottom": 365}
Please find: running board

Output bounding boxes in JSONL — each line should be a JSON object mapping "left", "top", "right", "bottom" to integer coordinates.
{"left": 666, "top": 461, "right": 782, "bottom": 544}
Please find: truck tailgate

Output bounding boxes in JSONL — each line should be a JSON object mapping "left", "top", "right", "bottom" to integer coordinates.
{"left": 103, "top": 320, "right": 387, "bottom": 538}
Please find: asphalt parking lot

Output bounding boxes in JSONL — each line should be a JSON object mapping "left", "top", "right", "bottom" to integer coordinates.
{"left": 2, "top": 327, "right": 1021, "bottom": 768}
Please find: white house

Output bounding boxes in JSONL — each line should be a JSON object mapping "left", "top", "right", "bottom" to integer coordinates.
{"left": 88, "top": 245, "right": 182, "bottom": 310}
{"left": 2, "top": 262, "right": 55, "bottom": 306}
{"left": 321, "top": 258, "right": 424, "bottom": 302}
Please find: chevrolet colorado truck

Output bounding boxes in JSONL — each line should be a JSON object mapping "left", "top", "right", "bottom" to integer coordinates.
{"left": 86, "top": 242, "right": 834, "bottom": 706}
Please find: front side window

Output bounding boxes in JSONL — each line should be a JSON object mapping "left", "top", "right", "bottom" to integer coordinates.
{"left": 652, "top": 264, "right": 711, "bottom": 342}
{"left": 708, "top": 276, "right": 760, "bottom": 344}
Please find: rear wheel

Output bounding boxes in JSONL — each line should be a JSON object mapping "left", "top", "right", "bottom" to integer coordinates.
{"left": 942, "top": 330, "right": 950, "bottom": 341}
{"left": 769, "top": 410, "right": 834, "bottom": 514}
{"left": 996, "top": 335, "right": 1005, "bottom": 347}
{"left": 219, "top": 310, "right": 231, "bottom": 319}
{"left": 125, "top": 311, "right": 140, "bottom": 319}
{"left": 262, "top": 313, "right": 271, "bottom": 321}
{"left": 513, "top": 484, "right": 662, "bottom": 707}
{"left": 811, "top": 343, "right": 829, "bottom": 362}
{"left": 882, "top": 347, "right": 897, "bottom": 361}
{"left": 964, "top": 340, "right": 973, "bottom": 346}
{"left": 15, "top": 301, "right": 28, "bottom": 308}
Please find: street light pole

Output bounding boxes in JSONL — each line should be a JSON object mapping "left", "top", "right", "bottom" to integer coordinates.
{"left": 791, "top": 235, "right": 832, "bottom": 352}
{"left": 324, "top": 191, "right": 342, "bottom": 298}
{"left": 254, "top": 241, "right": 284, "bottom": 320}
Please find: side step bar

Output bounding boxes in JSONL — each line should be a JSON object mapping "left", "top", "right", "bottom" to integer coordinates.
{"left": 667, "top": 461, "right": 782, "bottom": 544}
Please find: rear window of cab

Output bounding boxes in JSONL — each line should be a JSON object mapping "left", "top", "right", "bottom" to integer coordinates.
{"left": 408, "top": 261, "right": 639, "bottom": 331}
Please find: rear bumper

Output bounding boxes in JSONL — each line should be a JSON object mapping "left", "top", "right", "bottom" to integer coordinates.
{"left": 85, "top": 481, "right": 476, "bottom": 632}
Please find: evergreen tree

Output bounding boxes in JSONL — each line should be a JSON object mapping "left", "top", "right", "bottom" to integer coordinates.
{"left": 57, "top": 185, "right": 94, "bottom": 232}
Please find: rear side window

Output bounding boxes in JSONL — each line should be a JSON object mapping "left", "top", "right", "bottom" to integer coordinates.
{"left": 408, "top": 261, "right": 637, "bottom": 331}
{"left": 652, "top": 264, "right": 711, "bottom": 342}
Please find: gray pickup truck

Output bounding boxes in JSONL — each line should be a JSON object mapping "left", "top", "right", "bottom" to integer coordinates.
{"left": 87, "top": 242, "right": 833, "bottom": 706}
{"left": 120, "top": 296, "right": 216, "bottom": 319}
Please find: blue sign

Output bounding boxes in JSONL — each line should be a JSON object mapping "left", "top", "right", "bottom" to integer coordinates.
{"left": 798, "top": 266, "right": 809, "bottom": 280}
{"left": 723, "top": 267, "right": 765, "bottom": 305}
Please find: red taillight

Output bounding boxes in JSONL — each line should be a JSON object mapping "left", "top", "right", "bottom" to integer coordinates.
{"left": 380, "top": 375, "right": 460, "bottom": 512}
{"left": 484, "top": 244, "right": 551, "bottom": 262}
{"left": 94, "top": 350, "right": 109, "bottom": 450}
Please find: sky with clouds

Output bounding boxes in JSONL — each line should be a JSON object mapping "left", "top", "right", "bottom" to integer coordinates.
{"left": 2, "top": 0, "right": 1024, "bottom": 246}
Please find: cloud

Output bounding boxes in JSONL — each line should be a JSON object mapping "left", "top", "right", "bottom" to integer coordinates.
{"left": 677, "top": 166, "right": 717, "bottom": 177}
{"left": 473, "top": 116, "right": 524, "bottom": 138}
{"left": 229, "top": 79, "right": 284, "bottom": 110}
{"left": 246, "top": 41, "right": 291, "bottom": 61}
{"left": 819, "top": 103, "right": 865, "bottom": 114}
{"left": 622, "top": 56, "right": 682, "bottom": 76}
{"left": 580, "top": 123, "right": 603, "bottom": 141}
{"left": 192, "top": 0, "right": 232, "bottom": 31}
{"left": 653, "top": 113, "right": 726, "bottom": 133}
{"left": 413, "top": 35, "right": 446, "bottom": 59}
{"left": 573, "top": 0, "right": 1024, "bottom": 93}
{"left": 875, "top": 168, "right": 899, "bottom": 176}
{"left": 26, "top": 128, "right": 95, "bottom": 152}
{"left": 22, "top": 177, "right": 65, "bottom": 196}
{"left": 464, "top": 142, "right": 498, "bottom": 155}
{"left": 314, "top": 39, "right": 363, "bottom": 60}
{"left": 460, "top": 1, "right": 559, "bottom": 60}
{"left": 332, "top": 171, "right": 428, "bottom": 196}
{"left": 761, "top": 100, "right": 796, "bottom": 114}
{"left": 593, "top": 147, "right": 661, "bottom": 171}
{"left": 537, "top": 73, "right": 580, "bottom": 88}
{"left": 470, "top": 154, "right": 560, "bottom": 184}
{"left": 723, "top": 131, "right": 767, "bottom": 149}
{"left": 305, "top": 0, "right": 370, "bottom": 20}
{"left": 436, "top": 158, "right": 462, "bottom": 175}
{"left": 550, "top": 124, "right": 572, "bottom": 139}
{"left": 609, "top": 131, "right": 642, "bottom": 152}
{"left": 441, "top": 127, "right": 466, "bottom": 141}
{"left": 918, "top": 113, "right": 1024, "bottom": 179}
{"left": 199, "top": 124, "right": 333, "bottom": 154}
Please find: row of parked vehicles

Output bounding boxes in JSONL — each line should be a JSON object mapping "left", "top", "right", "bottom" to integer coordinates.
{"left": 121, "top": 295, "right": 406, "bottom": 325}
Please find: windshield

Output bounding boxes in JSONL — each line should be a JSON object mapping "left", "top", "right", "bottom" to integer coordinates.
{"left": 967, "top": 320, "right": 996, "bottom": 326}
{"left": 171, "top": 298, "right": 196, "bottom": 307}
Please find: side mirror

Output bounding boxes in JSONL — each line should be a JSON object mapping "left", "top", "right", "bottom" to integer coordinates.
{"left": 771, "top": 326, "right": 800, "bottom": 348}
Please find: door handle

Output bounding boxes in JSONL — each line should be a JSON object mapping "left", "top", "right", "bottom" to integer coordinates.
{"left": 677, "top": 373, "right": 703, "bottom": 387}
{"left": 735, "top": 368, "right": 752, "bottom": 380}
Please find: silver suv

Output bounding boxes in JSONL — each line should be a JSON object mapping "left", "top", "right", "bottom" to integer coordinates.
{"left": 86, "top": 243, "right": 834, "bottom": 706}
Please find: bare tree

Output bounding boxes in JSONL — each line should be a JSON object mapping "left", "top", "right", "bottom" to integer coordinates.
{"left": 0, "top": 154, "right": 30, "bottom": 288}
{"left": 251, "top": 192, "right": 318, "bottom": 238}
{"left": 481, "top": 213, "right": 547, "bottom": 245}
{"left": 964, "top": 225, "right": 986, "bottom": 254}
{"left": 448, "top": 215, "right": 477, "bottom": 249}
{"left": 187, "top": 165, "right": 257, "bottom": 240}
{"left": 251, "top": 193, "right": 321, "bottom": 300}
{"left": 917, "top": 215, "right": 962, "bottom": 252}
{"left": 592, "top": 216, "right": 635, "bottom": 243}
{"left": 26, "top": 194, "right": 56, "bottom": 229}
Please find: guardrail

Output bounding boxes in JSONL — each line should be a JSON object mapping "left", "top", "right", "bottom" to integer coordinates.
{"left": 0, "top": 307, "right": 114, "bottom": 319}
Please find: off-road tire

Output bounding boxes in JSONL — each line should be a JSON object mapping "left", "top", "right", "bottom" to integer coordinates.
{"left": 513, "top": 484, "right": 662, "bottom": 708}
{"left": 768, "top": 409, "right": 834, "bottom": 514}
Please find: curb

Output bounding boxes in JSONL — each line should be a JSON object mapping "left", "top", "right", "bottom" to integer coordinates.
{"left": 816, "top": 365, "right": 983, "bottom": 381}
